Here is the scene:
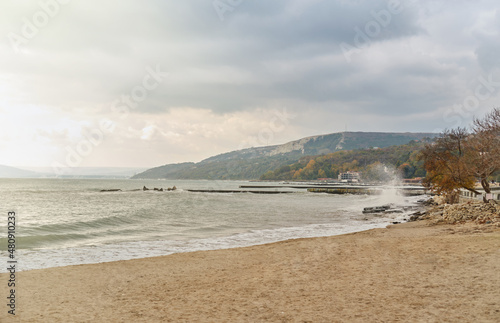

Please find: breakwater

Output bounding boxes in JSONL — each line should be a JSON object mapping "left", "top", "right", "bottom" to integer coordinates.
{"left": 307, "top": 187, "right": 426, "bottom": 196}
{"left": 187, "top": 189, "right": 294, "bottom": 194}
{"left": 240, "top": 184, "right": 426, "bottom": 196}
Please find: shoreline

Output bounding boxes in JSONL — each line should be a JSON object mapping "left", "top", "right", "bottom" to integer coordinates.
{"left": 2, "top": 220, "right": 500, "bottom": 322}
{"left": 2, "top": 213, "right": 411, "bottom": 274}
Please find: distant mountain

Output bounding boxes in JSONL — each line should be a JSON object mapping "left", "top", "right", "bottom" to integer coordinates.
{"left": 22, "top": 167, "right": 148, "bottom": 179}
{"left": 129, "top": 163, "right": 195, "bottom": 180}
{"left": 0, "top": 165, "right": 41, "bottom": 178}
{"left": 132, "top": 131, "right": 437, "bottom": 180}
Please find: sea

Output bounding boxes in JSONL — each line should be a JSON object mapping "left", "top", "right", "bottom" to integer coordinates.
{"left": 0, "top": 179, "right": 425, "bottom": 273}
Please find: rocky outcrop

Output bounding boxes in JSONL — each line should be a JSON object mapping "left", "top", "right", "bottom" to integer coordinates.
{"left": 411, "top": 200, "right": 500, "bottom": 225}
{"left": 442, "top": 200, "right": 500, "bottom": 224}
{"left": 268, "top": 136, "right": 316, "bottom": 156}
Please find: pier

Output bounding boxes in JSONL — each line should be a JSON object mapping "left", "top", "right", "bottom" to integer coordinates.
{"left": 307, "top": 187, "right": 426, "bottom": 196}
{"left": 240, "top": 184, "right": 427, "bottom": 196}
{"left": 187, "top": 189, "right": 295, "bottom": 194}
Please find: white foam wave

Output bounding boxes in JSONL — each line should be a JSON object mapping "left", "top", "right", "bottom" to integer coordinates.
{"left": 1, "top": 208, "right": 417, "bottom": 273}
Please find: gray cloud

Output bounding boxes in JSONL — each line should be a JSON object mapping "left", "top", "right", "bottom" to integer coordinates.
{"left": 1, "top": 0, "right": 500, "bottom": 166}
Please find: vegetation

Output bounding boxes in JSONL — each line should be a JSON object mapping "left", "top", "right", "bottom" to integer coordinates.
{"left": 260, "top": 140, "right": 431, "bottom": 181}
{"left": 420, "top": 108, "right": 500, "bottom": 203}
{"left": 133, "top": 132, "right": 437, "bottom": 180}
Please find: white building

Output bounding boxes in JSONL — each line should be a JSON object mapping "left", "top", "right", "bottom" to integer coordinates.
{"left": 338, "top": 171, "right": 361, "bottom": 183}
{"left": 460, "top": 187, "right": 500, "bottom": 202}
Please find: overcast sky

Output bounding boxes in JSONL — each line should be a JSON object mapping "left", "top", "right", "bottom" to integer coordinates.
{"left": 1, "top": 0, "right": 499, "bottom": 169}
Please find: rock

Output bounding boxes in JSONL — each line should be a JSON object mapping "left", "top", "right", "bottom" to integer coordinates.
{"left": 433, "top": 201, "right": 500, "bottom": 224}
{"left": 409, "top": 211, "right": 424, "bottom": 222}
{"left": 421, "top": 198, "right": 438, "bottom": 206}
{"left": 433, "top": 195, "right": 447, "bottom": 205}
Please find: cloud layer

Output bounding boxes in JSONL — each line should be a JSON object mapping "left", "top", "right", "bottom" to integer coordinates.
{"left": 1, "top": 0, "right": 499, "bottom": 167}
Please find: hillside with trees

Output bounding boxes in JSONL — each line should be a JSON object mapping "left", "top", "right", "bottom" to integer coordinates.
{"left": 260, "top": 140, "right": 431, "bottom": 181}
{"left": 132, "top": 131, "right": 436, "bottom": 180}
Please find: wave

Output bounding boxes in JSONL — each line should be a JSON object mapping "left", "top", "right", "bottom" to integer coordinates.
{"left": 31, "top": 214, "right": 138, "bottom": 233}
{"left": 0, "top": 217, "right": 403, "bottom": 272}
{"left": 0, "top": 233, "right": 91, "bottom": 250}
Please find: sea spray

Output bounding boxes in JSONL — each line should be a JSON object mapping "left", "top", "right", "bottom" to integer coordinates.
{"left": 380, "top": 166, "right": 406, "bottom": 205}
{"left": 371, "top": 164, "right": 407, "bottom": 206}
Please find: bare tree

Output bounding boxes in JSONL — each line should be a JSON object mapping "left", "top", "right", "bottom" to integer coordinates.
{"left": 421, "top": 108, "right": 500, "bottom": 203}
{"left": 421, "top": 128, "right": 478, "bottom": 203}
{"left": 469, "top": 108, "right": 500, "bottom": 196}
{"left": 473, "top": 108, "right": 500, "bottom": 133}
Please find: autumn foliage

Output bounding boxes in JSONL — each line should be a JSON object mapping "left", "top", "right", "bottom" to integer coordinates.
{"left": 261, "top": 140, "right": 429, "bottom": 181}
{"left": 420, "top": 108, "right": 500, "bottom": 203}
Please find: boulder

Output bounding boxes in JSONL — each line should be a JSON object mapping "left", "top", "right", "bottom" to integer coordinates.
{"left": 436, "top": 201, "right": 500, "bottom": 224}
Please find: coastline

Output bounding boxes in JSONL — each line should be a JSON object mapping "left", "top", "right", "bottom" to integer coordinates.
{"left": 2, "top": 220, "right": 500, "bottom": 322}
{"left": 0, "top": 178, "right": 420, "bottom": 274}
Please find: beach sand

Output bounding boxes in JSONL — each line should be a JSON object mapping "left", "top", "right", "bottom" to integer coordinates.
{"left": 2, "top": 221, "right": 500, "bottom": 322}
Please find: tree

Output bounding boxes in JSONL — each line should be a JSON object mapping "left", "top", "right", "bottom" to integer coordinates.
{"left": 421, "top": 108, "right": 500, "bottom": 203}
{"left": 397, "top": 163, "right": 415, "bottom": 179}
{"left": 305, "top": 159, "right": 316, "bottom": 170}
{"left": 473, "top": 108, "right": 500, "bottom": 133}
{"left": 420, "top": 128, "right": 477, "bottom": 203}
{"left": 469, "top": 108, "right": 500, "bottom": 194}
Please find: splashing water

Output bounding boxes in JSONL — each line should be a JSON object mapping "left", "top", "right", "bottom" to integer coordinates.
{"left": 374, "top": 165, "right": 406, "bottom": 206}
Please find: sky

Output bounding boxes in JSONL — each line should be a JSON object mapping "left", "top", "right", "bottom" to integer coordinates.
{"left": 0, "top": 0, "right": 499, "bottom": 170}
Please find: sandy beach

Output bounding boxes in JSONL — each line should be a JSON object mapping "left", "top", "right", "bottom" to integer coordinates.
{"left": 2, "top": 221, "right": 500, "bottom": 322}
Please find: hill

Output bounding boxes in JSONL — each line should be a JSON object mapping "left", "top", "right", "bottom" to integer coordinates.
{"left": 261, "top": 140, "right": 430, "bottom": 181}
{"left": 132, "top": 132, "right": 437, "bottom": 180}
{"left": 129, "top": 163, "right": 195, "bottom": 180}
{"left": 0, "top": 165, "right": 40, "bottom": 178}
{"left": 0, "top": 167, "right": 148, "bottom": 179}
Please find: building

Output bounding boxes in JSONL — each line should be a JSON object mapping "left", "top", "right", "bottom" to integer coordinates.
{"left": 402, "top": 178, "right": 423, "bottom": 185}
{"left": 459, "top": 187, "right": 500, "bottom": 202}
{"left": 338, "top": 171, "right": 361, "bottom": 183}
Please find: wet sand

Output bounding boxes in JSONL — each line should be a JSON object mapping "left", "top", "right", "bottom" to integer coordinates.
{"left": 2, "top": 221, "right": 500, "bottom": 322}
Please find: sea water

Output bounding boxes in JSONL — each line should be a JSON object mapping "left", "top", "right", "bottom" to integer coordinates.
{"left": 0, "top": 179, "right": 424, "bottom": 272}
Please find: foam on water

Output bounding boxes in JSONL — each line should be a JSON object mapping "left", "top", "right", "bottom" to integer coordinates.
{"left": 0, "top": 179, "right": 425, "bottom": 272}
{"left": 9, "top": 213, "right": 410, "bottom": 272}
